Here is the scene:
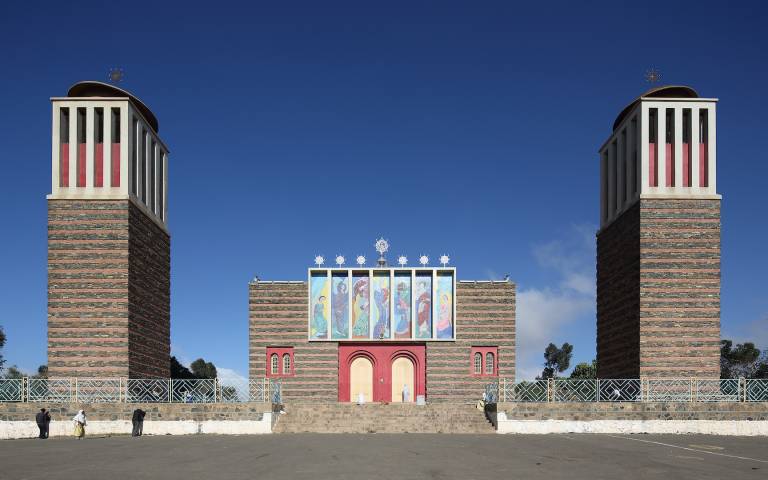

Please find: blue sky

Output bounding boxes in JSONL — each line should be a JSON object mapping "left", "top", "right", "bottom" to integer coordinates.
{"left": 0, "top": 1, "right": 766, "bottom": 380}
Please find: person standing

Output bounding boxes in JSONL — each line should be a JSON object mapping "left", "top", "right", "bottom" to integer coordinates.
{"left": 72, "top": 410, "right": 86, "bottom": 439}
{"left": 131, "top": 408, "right": 146, "bottom": 437}
{"left": 35, "top": 408, "right": 51, "bottom": 439}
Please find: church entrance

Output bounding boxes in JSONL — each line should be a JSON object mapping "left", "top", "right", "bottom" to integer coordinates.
{"left": 338, "top": 344, "right": 425, "bottom": 403}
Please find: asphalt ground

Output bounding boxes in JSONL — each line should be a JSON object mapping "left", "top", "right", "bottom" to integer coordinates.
{"left": 1, "top": 433, "right": 766, "bottom": 480}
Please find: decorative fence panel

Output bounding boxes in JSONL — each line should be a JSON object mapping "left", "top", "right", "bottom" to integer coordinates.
{"left": 0, "top": 378, "right": 273, "bottom": 404}
{"left": 490, "top": 378, "right": 768, "bottom": 404}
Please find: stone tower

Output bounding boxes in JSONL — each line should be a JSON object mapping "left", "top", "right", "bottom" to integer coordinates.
{"left": 47, "top": 81, "right": 170, "bottom": 378}
{"left": 596, "top": 86, "right": 720, "bottom": 378}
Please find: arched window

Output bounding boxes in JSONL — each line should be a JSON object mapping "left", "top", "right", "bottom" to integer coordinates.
{"left": 270, "top": 354, "right": 279, "bottom": 375}
{"left": 283, "top": 354, "right": 291, "bottom": 374}
{"left": 485, "top": 352, "right": 495, "bottom": 375}
{"left": 474, "top": 352, "right": 482, "bottom": 374}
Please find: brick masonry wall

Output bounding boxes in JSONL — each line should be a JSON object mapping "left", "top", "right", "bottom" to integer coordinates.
{"left": 128, "top": 202, "right": 171, "bottom": 378}
{"left": 48, "top": 200, "right": 131, "bottom": 377}
{"left": 597, "top": 198, "right": 721, "bottom": 379}
{"left": 596, "top": 203, "right": 641, "bottom": 378}
{"left": 249, "top": 279, "right": 515, "bottom": 404}
{"left": 496, "top": 401, "right": 768, "bottom": 421}
{"left": 47, "top": 199, "right": 170, "bottom": 378}
{"left": 427, "top": 281, "right": 515, "bottom": 403}
{"left": 249, "top": 282, "right": 338, "bottom": 403}
{"left": 0, "top": 402, "right": 269, "bottom": 422}
{"left": 639, "top": 198, "right": 721, "bottom": 377}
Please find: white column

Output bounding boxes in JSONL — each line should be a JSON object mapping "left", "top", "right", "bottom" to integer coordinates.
{"left": 162, "top": 151, "right": 168, "bottom": 221}
{"left": 137, "top": 126, "right": 144, "bottom": 201}
{"left": 85, "top": 106, "right": 94, "bottom": 190}
{"left": 707, "top": 107, "right": 717, "bottom": 194}
{"left": 103, "top": 105, "right": 112, "bottom": 190}
{"left": 617, "top": 130, "right": 625, "bottom": 210}
{"left": 657, "top": 106, "right": 666, "bottom": 190}
{"left": 691, "top": 107, "right": 700, "bottom": 190}
{"left": 600, "top": 149, "right": 607, "bottom": 224}
{"left": 674, "top": 107, "right": 683, "bottom": 188}
{"left": 607, "top": 140, "right": 615, "bottom": 217}
{"left": 625, "top": 127, "right": 633, "bottom": 204}
{"left": 640, "top": 106, "right": 649, "bottom": 195}
{"left": 51, "top": 105, "right": 60, "bottom": 195}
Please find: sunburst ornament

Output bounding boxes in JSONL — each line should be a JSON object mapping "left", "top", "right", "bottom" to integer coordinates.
{"left": 398, "top": 255, "right": 408, "bottom": 266}
{"left": 108, "top": 67, "right": 125, "bottom": 84}
{"left": 356, "top": 255, "right": 366, "bottom": 266}
{"left": 419, "top": 255, "right": 429, "bottom": 266}
{"left": 375, "top": 238, "right": 389, "bottom": 255}
{"left": 439, "top": 254, "right": 450, "bottom": 267}
{"left": 644, "top": 68, "right": 661, "bottom": 84}
{"left": 335, "top": 255, "right": 345, "bottom": 266}
{"left": 314, "top": 255, "right": 325, "bottom": 267}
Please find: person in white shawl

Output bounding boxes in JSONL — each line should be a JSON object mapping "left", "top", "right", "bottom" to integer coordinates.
{"left": 72, "top": 410, "right": 87, "bottom": 439}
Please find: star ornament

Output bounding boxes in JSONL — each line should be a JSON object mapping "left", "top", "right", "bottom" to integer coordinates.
{"left": 356, "top": 255, "right": 366, "bottom": 266}
{"left": 439, "top": 254, "right": 450, "bottom": 266}
{"left": 375, "top": 238, "right": 390, "bottom": 255}
{"left": 108, "top": 67, "right": 125, "bottom": 84}
{"left": 398, "top": 255, "right": 408, "bottom": 266}
{"left": 335, "top": 255, "right": 345, "bottom": 266}
{"left": 419, "top": 255, "right": 429, "bottom": 266}
{"left": 314, "top": 255, "right": 325, "bottom": 267}
{"left": 644, "top": 68, "right": 661, "bottom": 84}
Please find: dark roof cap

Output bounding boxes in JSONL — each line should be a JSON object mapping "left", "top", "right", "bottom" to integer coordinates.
{"left": 613, "top": 85, "right": 698, "bottom": 131}
{"left": 67, "top": 81, "right": 159, "bottom": 132}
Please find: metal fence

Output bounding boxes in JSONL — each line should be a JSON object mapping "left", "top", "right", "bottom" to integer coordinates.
{"left": 487, "top": 378, "right": 768, "bottom": 403}
{"left": 0, "top": 378, "right": 274, "bottom": 404}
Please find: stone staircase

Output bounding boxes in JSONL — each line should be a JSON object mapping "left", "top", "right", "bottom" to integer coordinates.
{"left": 273, "top": 403, "right": 496, "bottom": 434}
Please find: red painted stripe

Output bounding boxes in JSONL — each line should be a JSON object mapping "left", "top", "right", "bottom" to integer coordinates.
{"left": 77, "top": 143, "right": 86, "bottom": 187}
{"left": 60, "top": 144, "right": 69, "bottom": 187}
{"left": 649, "top": 142, "right": 657, "bottom": 187}
{"left": 94, "top": 143, "right": 104, "bottom": 187}
{"left": 665, "top": 143, "right": 674, "bottom": 187}
{"left": 699, "top": 143, "right": 708, "bottom": 187}
{"left": 111, "top": 143, "right": 120, "bottom": 187}
{"left": 682, "top": 143, "right": 691, "bottom": 187}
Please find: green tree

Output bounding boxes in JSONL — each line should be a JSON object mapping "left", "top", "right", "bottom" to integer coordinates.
{"left": 4, "top": 365, "right": 23, "bottom": 379}
{"left": 190, "top": 358, "right": 217, "bottom": 379}
{"left": 720, "top": 340, "right": 761, "bottom": 378}
{"left": 170, "top": 356, "right": 195, "bottom": 379}
{"left": 33, "top": 365, "right": 48, "bottom": 379}
{"left": 539, "top": 342, "right": 573, "bottom": 379}
{"left": 570, "top": 360, "right": 597, "bottom": 379}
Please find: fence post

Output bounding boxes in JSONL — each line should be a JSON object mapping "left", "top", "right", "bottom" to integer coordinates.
{"left": 640, "top": 377, "right": 647, "bottom": 402}
{"left": 168, "top": 379, "right": 173, "bottom": 403}
{"left": 264, "top": 378, "right": 269, "bottom": 404}
{"left": 547, "top": 378, "right": 554, "bottom": 402}
{"left": 690, "top": 377, "right": 695, "bottom": 403}
{"left": 501, "top": 378, "right": 506, "bottom": 403}
{"left": 740, "top": 377, "right": 746, "bottom": 402}
{"left": 22, "top": 377, "right": 28, "bottom": 403}
{"left": 216, "top": 378, "right": 221, "bottom": 403}
{"left": 596, "top": 378, "right": 600, "bottom": 402}
{"left": 74, "top": 378, "right": 78, "bottom": 404}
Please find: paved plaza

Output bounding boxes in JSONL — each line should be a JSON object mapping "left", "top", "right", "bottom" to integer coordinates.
{"left": 1, "top": 433, "right": 766, "bottom": 479}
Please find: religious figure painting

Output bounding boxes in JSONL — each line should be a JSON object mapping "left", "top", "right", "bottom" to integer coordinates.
{"left": 414, "top": 273, "right": 432, "bottom": 339}
{"left": 331, "top": 273, "right": 349, "bottom": 339}
{"left": 310, "top": 273, "right": 330, "bottom": 339}
{"left": 435, "top": 272, "right": 453, "bottom": 339}
{"left": 371, "top": 274, "right": 390, "bottom": 339}
{"left": 394, "top": 273, "right": 412, "bottom": 339}
{"left": 351, "top": 273, "right": 370, "bottom": 338}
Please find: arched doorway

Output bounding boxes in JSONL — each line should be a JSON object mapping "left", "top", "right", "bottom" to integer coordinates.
{"left": 349, "top": 356, "right": 374, "bottom": 403}
{"left": 391, "top": 356, "right": 415, "bottom": 403}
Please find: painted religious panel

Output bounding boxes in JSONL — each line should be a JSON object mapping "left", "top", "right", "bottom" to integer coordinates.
{"left": 351, "top": 272, "right": 370, "bottom": 339}
{"left": 435, "top": 272, "right": 454, "bottom": 339}
{"left": 393, "top": 272, "right": 412, "bottom": 339}
{"left": 371, "top": 273, "right": 391, "bottom": 339}
{"left": 331, "top": 272, "right": 349, "bottom": 339}
{"left": 310, "top": 272, "right": 330, "bottom": 339}
{"left": 414, "top": 272, "right": 432, "bottom": 339}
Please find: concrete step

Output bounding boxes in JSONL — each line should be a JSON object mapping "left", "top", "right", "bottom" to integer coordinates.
{"left": 273, "top": 403, "right": 495, "bottom": 434}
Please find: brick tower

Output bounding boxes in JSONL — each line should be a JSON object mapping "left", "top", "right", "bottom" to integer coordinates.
{"left": 48, "top": 81, "right": 170, "bottom": 378}
{"left": 596, "top": 86, "right": 720, "bottom": 378}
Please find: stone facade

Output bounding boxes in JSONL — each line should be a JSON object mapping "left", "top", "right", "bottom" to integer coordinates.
{"left": 47, "top": 199, "right": 170, "bottom": 378}
{"left": 597, "top": 198, "right": 721, "bottom": 378}
{"left": 248, "top": 279, "right": 515, "bottom": 404}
